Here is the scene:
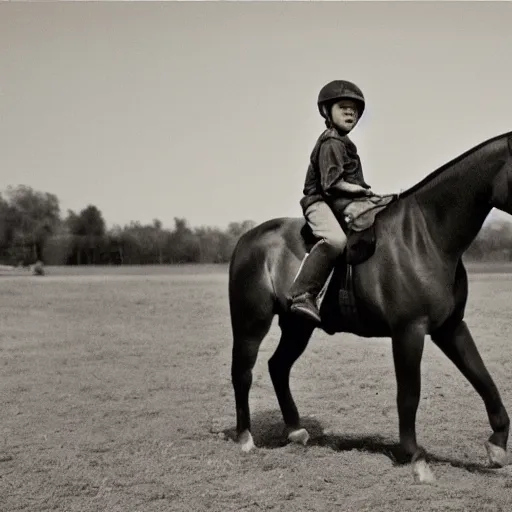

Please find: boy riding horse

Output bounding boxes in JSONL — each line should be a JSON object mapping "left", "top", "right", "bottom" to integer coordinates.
{"left": 287, "top": 80, "right": 380, "bottom": 323}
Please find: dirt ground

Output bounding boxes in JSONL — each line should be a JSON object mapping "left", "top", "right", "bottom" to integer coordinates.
{"left": 1, "top": 264, "right": 512, "bottom": 511}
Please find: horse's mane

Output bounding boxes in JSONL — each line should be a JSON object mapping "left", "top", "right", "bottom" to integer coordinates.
{"left": 398, "top": 130, "right": 512, "bottom": 199}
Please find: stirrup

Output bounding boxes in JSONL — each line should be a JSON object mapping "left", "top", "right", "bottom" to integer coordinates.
{"left": 289, "top": 294, "right": 321, "bottom": 324}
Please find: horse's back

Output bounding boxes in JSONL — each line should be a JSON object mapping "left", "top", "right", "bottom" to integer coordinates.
{"left": 231, "top": 217, "right": 307, "bottom": 265}
{"left": 229, "top": 217, "right": 308, "bottom": 313}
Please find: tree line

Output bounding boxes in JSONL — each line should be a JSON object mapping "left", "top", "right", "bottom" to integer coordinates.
{"left": 0, "top": 185, "right": 255, "bottom": 266}
{"left": 0, "top": 184, "right": 511, "bottom": 266}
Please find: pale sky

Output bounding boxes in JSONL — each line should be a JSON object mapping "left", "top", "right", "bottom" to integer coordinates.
{"left": 2, "top": 2, "right": 512, "bottom": 230}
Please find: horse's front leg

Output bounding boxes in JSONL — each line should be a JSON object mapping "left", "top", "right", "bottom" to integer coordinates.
{"left": 432, "top": 320, "right": 510, "bottom": 467}
{"left": 392, "top": 320, "right": 435, "bottom": 483}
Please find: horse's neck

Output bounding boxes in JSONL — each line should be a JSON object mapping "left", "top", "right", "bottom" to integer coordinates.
{"left": 412, "top": 144, "right": 506, "bottom": 257}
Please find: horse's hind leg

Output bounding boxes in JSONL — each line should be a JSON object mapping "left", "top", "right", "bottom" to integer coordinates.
{"left": 432, "top": 320, "right": 510, "bottom": 467}
{"left": 230, "top": 261, "right": 275, "bottom": 453}
{"left": 268, "top": 314, "right": 315, "bottom": 445}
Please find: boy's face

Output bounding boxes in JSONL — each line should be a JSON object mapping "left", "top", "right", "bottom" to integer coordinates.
{"left": 330, "top": 99, "right": 360, "bottom": 133}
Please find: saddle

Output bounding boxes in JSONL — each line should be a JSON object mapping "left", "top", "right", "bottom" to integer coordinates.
{"left": 300, "top": 194, "right": 397, "bottom": 265}
{"left": 342, "top": 193, "right": 396, "bottom": 264}
{"left": 299, "top": 194, "right": 398, "bottom": 335}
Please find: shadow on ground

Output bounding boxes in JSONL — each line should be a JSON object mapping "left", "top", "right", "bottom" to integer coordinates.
{"left": 222, "top": 409, "right": 502, "bottom": 476}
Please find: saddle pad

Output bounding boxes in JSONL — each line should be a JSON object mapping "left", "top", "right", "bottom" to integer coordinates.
{"left": 343, "top": 194, "right": 396, "bottom": 232}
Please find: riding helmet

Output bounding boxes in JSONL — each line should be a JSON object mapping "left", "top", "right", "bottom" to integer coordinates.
{"left": 317, "top": 80, "right": 366, "bottom": 118}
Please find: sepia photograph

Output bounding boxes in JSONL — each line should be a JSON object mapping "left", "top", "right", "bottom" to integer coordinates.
{"left": 1, "top": 1, "right": 512, "bottom": 510}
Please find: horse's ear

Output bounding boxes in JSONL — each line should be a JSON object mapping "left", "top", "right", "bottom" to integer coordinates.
{"left": 490, "top": 162, "right": 511, "bottom": 211}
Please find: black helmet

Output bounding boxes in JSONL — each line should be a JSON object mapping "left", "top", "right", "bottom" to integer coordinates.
{"left": 317, "top": 80, "right": 365, "bottom": 118}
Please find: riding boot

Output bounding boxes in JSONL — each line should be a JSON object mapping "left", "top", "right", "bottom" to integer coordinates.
{"left": 287, "top": 240, "right": 340, "bottom": 324}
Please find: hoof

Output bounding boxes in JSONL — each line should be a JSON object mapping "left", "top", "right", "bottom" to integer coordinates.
{"left": 239, "top": 430, "right": 255, "bottom": 453}
{"left": 288, "top": 428, "right": 310, "bottom": 446}
{"left": 485, "top": 441, "right": 510, "bottom": 468}
{"left": 412, "top": 459, "right": 435, "bottom": 484}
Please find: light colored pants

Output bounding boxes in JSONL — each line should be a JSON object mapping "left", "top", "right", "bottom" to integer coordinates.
{"left": 305, "top": 201, "right": 347, "bottom": 254}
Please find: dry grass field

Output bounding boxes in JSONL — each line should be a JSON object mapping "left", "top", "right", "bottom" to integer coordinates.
{"left": 1, "top": 263, "right": 512, "bottom": 511}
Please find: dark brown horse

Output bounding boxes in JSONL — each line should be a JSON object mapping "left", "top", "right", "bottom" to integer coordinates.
{"left": 229, "top": 131, "right": 512, "bottom": 483}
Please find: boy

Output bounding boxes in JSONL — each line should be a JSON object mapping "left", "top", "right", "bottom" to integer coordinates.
{"left": 287, "top": 80, "right": 375, "bottom": 324}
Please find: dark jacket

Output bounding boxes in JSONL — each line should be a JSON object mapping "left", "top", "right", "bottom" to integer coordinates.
{"left": 300, "top": 127, "right": 370, "bottom": 214}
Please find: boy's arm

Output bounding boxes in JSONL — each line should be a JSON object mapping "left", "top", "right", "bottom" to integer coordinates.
{"left": 336, "top": 181, "right": 373, "bottom": 195}
{"left": 318, "top": 140, "right": 370, "bottom": 198}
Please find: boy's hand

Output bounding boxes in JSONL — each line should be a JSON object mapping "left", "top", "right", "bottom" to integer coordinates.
{"left": 365, "top": 188, "right": 382, "bottom": 199}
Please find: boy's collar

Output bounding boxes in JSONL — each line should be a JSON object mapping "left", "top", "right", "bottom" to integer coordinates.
{"left": 326, "top": 126, "right": 352, "bottom": 140}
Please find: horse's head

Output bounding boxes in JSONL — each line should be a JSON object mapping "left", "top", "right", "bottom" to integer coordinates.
{"left": 490, "top": 135, "right": 512, "bottom": 214}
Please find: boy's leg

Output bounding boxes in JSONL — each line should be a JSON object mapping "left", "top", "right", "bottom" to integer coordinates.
{"left": 288, "top": 201, "right": 347, "bottom": 323}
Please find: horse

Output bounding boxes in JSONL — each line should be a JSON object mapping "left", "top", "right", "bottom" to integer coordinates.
{"left": 228, "top": 131, "right": 512, "bottom": 483}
